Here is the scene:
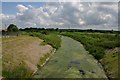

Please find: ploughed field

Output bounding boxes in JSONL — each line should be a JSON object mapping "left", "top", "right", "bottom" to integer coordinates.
{"left": 34, "top": 36, "right": 107, "bottom": 78}
{"left": 2, "top": 36, "right": 54, "bottom": 77}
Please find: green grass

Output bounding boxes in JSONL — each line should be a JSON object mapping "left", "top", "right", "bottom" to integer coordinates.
{"left": 37, "top": 52, "right": 51, "bottom": 68}
{"left": 101, "top": 51, "right": 119, "bottom": 78}
{"left": 28, "top": 32, "right": 61, "bottom": 49}
{"left": 61, "top": 32, "right": 120, "bottom": 60}
{"left": 60, "top": 32, "right": 119, "bottom": 78}
{"left": 2, "top": 63, "right": 32, "bottom": 78}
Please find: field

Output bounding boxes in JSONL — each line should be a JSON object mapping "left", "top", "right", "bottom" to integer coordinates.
{"left": 2, "top": 36, "right": 54, "bottom": 78}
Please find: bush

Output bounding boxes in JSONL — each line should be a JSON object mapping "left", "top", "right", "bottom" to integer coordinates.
{"left": 43, "top": 34, "right": 61, "bottom": 49}
{"left": 61, "top": 32, "right": 120, "bottom": 60}
{"left": 7, "top": 24, "right": 19, "bottom": 32}
{"left": 29, "top": 32, "right": 61, "bottom": 49}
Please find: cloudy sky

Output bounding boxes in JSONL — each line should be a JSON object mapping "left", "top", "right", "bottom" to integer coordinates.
{"left": 1, "top": 1, "right": 119, "bottom": 30}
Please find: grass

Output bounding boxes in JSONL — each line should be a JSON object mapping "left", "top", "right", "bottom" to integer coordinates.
{"left": 60, "top": 32, "right": 119, "bottom": 78}
{"left": 3, "top": 30, "right": 119, "bottom": 78}
{"left": 2, "top": 31, "right": 61, "bottom": 78}
{"left": 101, "top": 49, "right": 119, "bottom": 78}
{"left": 2, "top": 35, "right": 53, "bottom": 78}
{"left": 2, "top": 63, "right": 32, "bottom": 78}
{"left": 27, "top": 32, "right": 61, "bottom": 49}
{"left": 37, "top": 52, "right": 51, "bottom": 68}
{"left": 61, "top": 32, "right": 120, "bottom": 60}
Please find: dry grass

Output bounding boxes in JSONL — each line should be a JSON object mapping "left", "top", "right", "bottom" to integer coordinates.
{"left": 2, "top": 35, "right": 53, "bottom": 78}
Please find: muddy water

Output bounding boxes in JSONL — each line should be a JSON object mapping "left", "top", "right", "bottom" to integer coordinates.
{"left": 34, "top": 36, "right": 107, "bottom": 78}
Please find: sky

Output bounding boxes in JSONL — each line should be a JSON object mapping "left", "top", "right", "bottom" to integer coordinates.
{"left": 0, "top": 1, "right": 119, "bottom": 30}
{"left": 2, "top": 2, "right": 45, "bottom": 15}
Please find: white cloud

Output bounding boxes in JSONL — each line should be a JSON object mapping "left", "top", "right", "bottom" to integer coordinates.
{"left": 1, "top": 13, "right": 16, "bottom": 28}
{"left": 27, "top": 5, "right": 34, "bottom": 9}
{"left": 2, "top": 2, "right": 118, "bottom": 30}
{"left": 16, "top": 4, "right": 28, "bottom": 13}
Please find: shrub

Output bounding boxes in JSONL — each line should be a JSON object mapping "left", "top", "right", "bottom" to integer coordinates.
{"left": 29, "top": 32, "right": 61, "bottom": 49}
{"left": 7, "top": 24, "right": 19, "bottom": 32}
{"left": 61, "top": 32, "right": 120, "bottom": 60}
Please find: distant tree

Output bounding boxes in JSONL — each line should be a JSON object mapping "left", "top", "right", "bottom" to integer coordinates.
{"left": 55, "top": 28, "right": 59, "bottom": 31}
{"left": 7, "top": 24, "right": 19, "bottom": 32}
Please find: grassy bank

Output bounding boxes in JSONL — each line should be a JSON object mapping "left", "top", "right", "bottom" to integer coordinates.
{"left": 100, "top": 48, "right": 119, "bottom": 78}
{"left": 26, "top": 32, "right": 61, "bottom": 49}
{"left": 2, "top": 36, "right": 53, "bottom": 78}
{"left": 2, "top": 30, "right": 61, "bottom": 78}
